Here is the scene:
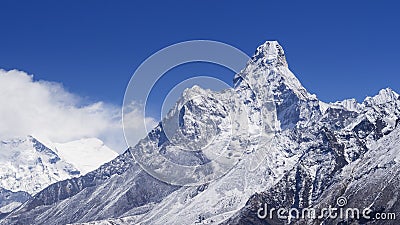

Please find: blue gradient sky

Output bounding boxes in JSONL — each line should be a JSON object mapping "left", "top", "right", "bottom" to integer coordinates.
{"left": 1, "top": 1, "right": 399, "bottom": 114}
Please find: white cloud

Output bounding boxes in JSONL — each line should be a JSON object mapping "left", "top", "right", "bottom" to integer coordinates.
{"left": 0, "top": 69, "right": 157, "bottom": 154}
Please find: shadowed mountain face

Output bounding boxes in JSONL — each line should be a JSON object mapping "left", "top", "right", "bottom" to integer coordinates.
{"left": 2, "top": 41, "right": 399, "bottom": 225}
{"left": 0, "top": 188, "right": 30, "bottom": 220}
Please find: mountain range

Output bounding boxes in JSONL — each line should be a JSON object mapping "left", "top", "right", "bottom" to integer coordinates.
{"left": 1, "top": 41, "right": 399, "bottom": 225}
{"left": 0, "top": 136, "right": 117, "bottom": 218}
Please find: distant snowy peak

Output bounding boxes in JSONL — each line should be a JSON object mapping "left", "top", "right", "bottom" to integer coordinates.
{"left": 323, "top": 88, "right": 400, "bottom": 114}
{"left": 330, "top": 98, "right": 361, "bottom": 112}
{"left": 0, "top": 136, "right": 79, "bottom": 195}
{"left": 51, "top": 138, "right": 118, "bottom": 174}
{"left": 0, "top": 136, "right": 118, "bottom": 195}
{"left": 364, "top": 87, "right": 399, "bottom": 106}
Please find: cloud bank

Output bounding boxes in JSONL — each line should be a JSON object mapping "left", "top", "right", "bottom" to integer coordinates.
{"left": 0, "top": 69, "right": 157, "bottom": 153}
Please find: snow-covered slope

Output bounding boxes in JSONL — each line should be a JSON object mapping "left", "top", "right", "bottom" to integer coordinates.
{"left": 0, "top": 187, "right": 30, "bottom": 218}
{"left": 3, "top": 41, "right": 399, "bottom": 225}
{"left": 0, "top": 136, "right": 80, "bottom": 195}
{"left": 0, "top": 136, "right": 80, "bottom": 216}
{"left": 0, "top": 136, "right": 118, "bottom": 217}
{"left": 51, "top": 138, "right": 118, "bottom": 175}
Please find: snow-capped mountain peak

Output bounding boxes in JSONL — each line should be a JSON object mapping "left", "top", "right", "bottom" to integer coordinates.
{"left": 330, "top": 98, "right": 361, "bottom": 112}
{"left": 0, "top": 136, "right": 80, "bottom": 195}
{"left": 252, "top": 40, "right": 288, "bottom": 67}
{"left": 364, "top": 87, "right": 399, "bottom": 106}
{"left": 0, "top": 135, "right": 118, "bottom": 216}
{"left": 0, "top": 136, "right": 118, "bottom": 194}
{"left": 235, "top": 41, "right": 315, "bottom": 103}
{"left": 3, "top": 41, "right": 400, "bottom": 225}
{"left": 233, "top": 40, "right": 318, "bottom": 132}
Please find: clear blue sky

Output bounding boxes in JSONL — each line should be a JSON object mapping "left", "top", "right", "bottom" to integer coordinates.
{"left": 1, "top": 0, "right": 399, "bottom": 116}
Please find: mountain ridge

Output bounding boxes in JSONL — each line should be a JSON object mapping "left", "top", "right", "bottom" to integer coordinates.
{"left": 2, "top": 40, "right": 399, "bottom": 225}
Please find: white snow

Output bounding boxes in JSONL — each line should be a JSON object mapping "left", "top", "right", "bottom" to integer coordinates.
{"left": 0, "top": 202, "right": 22, "bottom": 214}
{"left": 52, "top": 138, "right": 118, "bottom": 174}
{"left": 0, "top": 136, "right": 118, "bottom": 195}
{"left": 8, "top": 40, "right": 400, "bottom": 225}
{"left": 319, "top": 101, "right": 330, "bottom": 114}
{"left": 0, "top": 136, "right": 79, "bottom": 194}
